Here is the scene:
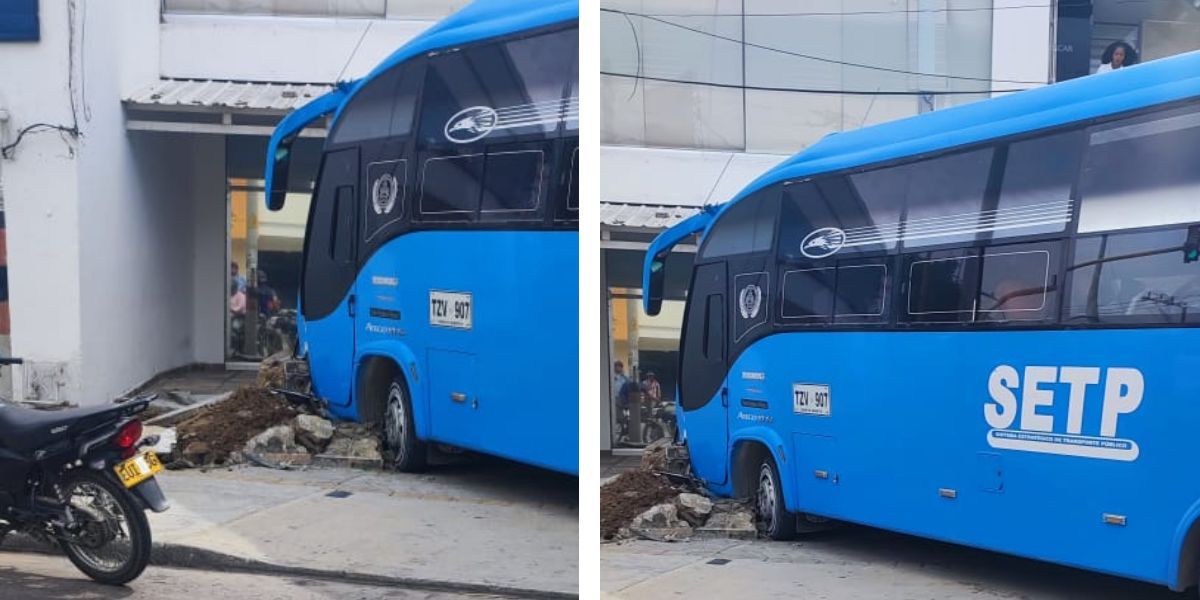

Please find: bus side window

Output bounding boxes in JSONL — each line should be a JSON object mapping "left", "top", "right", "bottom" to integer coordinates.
{"left": 419, "top": 155, "right": 484, "bottom": 221}
{"left": 1077, "top": 103, "right": 1200, "bottom": 233}
{"left": 330, "top": 62, "right": 421, "bottom": 145}
{"left": 1065, "top": 228, "right": 1200, "bottom": 325}
{"left": 700, "top": 190, "right": 778, "bottom": 259}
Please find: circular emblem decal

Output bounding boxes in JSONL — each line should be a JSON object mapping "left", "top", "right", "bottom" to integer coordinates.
{"left": 800, "top": 227, "right": 847, "bottom": 259}
{"left": 738, "top": 284, "right": 762, "bottom": 320}
{"left": 371, "top": 173, "right": 398, "bottom": 215}
{"left": 444, "top": 106, "right": 498, "bottom": 144}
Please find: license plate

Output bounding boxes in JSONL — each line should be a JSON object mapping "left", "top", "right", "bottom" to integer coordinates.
{"left": 793, "top": 383, "right": 831, "bottom": 416}
{"left": 114, "top": 451, "right": 163, "bottom": 489}
{"left": 429, "top": 290, "right": 472, "bottom": 330}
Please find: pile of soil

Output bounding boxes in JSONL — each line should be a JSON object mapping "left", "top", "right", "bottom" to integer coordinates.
{"left": 600, "top": 470, "right": 681, "bottom": 540}
{"left": 174, "top": 386, "right": 298, "bottom": 465}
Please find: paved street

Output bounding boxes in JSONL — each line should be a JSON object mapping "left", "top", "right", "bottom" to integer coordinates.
{"left": 603, "top": 526, "right": 1188, "bottom": 599}
{"left": 0, "top": 551, "right": 498, "bottom": 599}
{"left": 147, "top": 459, "right": 578, "bottom": 596}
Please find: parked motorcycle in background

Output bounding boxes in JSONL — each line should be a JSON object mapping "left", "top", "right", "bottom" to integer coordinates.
{"left": 0, "top": 357, "right": 167, "bottom": 585}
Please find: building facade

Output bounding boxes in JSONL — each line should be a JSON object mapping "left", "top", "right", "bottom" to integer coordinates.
{"left": 599, "top": 0, "right": 1200, "bottom": 451}
{"left": 0, "top": 0, "right": 464, "bottom": 406}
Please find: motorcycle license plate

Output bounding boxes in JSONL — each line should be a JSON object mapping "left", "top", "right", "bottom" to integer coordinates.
{"left": 114, "top": 451, "right": 163, "bottom": 489}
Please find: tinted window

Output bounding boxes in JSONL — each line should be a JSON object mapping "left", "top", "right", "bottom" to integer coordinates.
{"left": 567, "top": 146, "right": 579, "bottom": 212}
{"left": 418, "top": 27, "right": 577, "bottom": 147}
{"left": 781, "top": 267, "right": 835, "bottom": 321}
{"left": 978, "top": 246, "right": 1053, "bottom": 322}
{"left": 835, "top": 262, "right": 888, "bottom": 321}
{"left": 331, "top": 62, "right": 422, "bottom": 144}
{"left": 701, "top": 191, "right": 779, "bottom": 258}
{"left": 781, "top": 178, "right": 902, "bottom": 257}
{"left": 419, "top": 154, "right": 483, "bottom": 220}
{"left": 905, "top": 242, "right": 1057, "bottom": 323}
{"left": 906, "top": 250, "right": 980, "bottom": 322}
{"left": 1078, "top": 104, "right": 1200, "bottom": 233}
{"left": 995, "top": 131, "right": 1083, "bottom": 239}
{"left": 1065, "top": 227, "right": 1200, "bottom": 324}
{"left": 480, "top": 149, "right": 543, "bottom": 217}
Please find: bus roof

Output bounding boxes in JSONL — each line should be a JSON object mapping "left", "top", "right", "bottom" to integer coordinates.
{"left": 333, "top": 0, "right": 578, "bottom": 125}
{"left": 717, "top": 49, "right": 1200, "bottom": 221}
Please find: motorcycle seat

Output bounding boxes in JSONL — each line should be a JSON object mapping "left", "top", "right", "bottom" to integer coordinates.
{"left": 0, "top": 403, "right": 122, "bottom": 452}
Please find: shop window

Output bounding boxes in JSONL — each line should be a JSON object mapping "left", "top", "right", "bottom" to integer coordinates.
{"left": 1065, "top": 227, "right": 1200, "bottom": 324}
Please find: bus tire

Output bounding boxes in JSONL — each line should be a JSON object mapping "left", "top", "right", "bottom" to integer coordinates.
{"left": 383, "top": 377, "right": 427, "bottom": 472}
{"left": 756, "top": 458, "right": 797, "bottom": 541}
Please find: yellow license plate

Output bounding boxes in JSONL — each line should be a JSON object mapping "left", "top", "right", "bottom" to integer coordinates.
{"left": 114, "top": 451, "right": 163, "bottom": 489}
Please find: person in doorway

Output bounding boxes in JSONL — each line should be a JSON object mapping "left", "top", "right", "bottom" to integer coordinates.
{"left": 613, "top": 360, "right": 629, "bottom": 408}
{"left": 255, "top": 270, "right": 280, "bottom": 316}
{"left": 229, "top": 282, "right": 246, "bottom": 316}
{"left": 1097, "top": 41, "right": 1138, "bottom": 73}
{"left": 230, "top": 261, "right": 246, "bottom": 293}
{"left": 641, "top": 371, "right": 662, "bottom": 406}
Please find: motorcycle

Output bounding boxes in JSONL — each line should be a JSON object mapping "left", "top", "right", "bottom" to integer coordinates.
{"left": 0, "top": 357, "right": 168, "bottom": 585}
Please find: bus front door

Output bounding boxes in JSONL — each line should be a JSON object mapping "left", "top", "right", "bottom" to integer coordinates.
{"left": 302, "top": 147, "right": 359, "bottom": 410}
{"left": 680, "top": 261, "right": 730, "bottom": 485}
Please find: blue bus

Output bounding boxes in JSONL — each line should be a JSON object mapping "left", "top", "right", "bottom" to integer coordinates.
{"left": 644, "top": 50, "right": 1200, "bottom": 591}
{"left": 264, "top": 0, "right": 578, "bottom": 475}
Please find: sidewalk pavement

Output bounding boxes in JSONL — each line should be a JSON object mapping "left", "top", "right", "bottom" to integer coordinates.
{"left": 601, "top": 529, "right": 1178, "bottom": 599}
{"left": 11, "top": 460, "right": 577, "bottom": 597}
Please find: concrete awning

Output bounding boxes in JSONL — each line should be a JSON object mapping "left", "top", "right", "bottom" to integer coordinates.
{"left": 123, "top": 78, "right": 335, "bottom": 137}
{"left": 601, "top": 145, "right": 788, "bottom": 208}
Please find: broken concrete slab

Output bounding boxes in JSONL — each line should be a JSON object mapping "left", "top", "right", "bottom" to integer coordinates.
{"left": 675, "top": 493, "right": 713, "bottom": 526}
{"left": 293, "top": 414, "right": 334, "bottom": 453}
{"left": 141, "top": 425, "right": 177, "bottom": 457}
{"left": 243, "top": 425, "right": 308, "bottom": 456}
{"left": 695, "top": 510, "right": 757, "bottom": 540}
{"left": 315, "top": 435, "right": 383, "bottom": 470}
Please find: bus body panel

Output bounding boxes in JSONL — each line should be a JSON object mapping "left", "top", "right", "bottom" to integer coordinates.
{"left": 306, "top": 293, "right": 355, "bottom": 409}
{"left": 351, "top": 339, "right": 428, "bottom": 437}
{"left": 703, "top": 328, "right": 1200, "bottom": 587}
{"left": 303, "top": 229, "right": 579, "bottom": 475}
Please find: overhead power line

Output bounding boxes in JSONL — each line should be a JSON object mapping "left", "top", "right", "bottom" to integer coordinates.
{"left": 609, "top": 3, "right": 1054, "bottom": 18}
{"left": 601, "top": 71, "right": 1033, "bottom": 95}
{"left": 601, "top": 8, "right": 1048, "bottom": 86}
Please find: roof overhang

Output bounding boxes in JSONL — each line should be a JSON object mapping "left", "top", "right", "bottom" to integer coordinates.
{"left": 122, "top": 78, "right": 336, "bottom": 138}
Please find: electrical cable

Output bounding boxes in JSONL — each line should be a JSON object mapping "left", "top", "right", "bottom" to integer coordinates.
{"left": 601, "top": 71, "right": 1030, "bottom": 95}
{"left": 601, "top": 7, "right": 1047, "bottom": 85}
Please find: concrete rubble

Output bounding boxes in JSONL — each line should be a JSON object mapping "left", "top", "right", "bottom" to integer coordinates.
{"left": 293, "top": 414, "right": 334, "bottom": 453}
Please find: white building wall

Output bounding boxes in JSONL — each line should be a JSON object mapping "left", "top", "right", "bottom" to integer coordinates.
{"left": 0, "top": 0, "right": 86, "bottom": 403}
{"left": 990, "top": 0, "right": 1054, "bottom": 96}
{"left": 191, "top": 136, "right": 227, "bottom": 366}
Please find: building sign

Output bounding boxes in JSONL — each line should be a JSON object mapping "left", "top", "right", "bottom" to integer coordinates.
{"left": 0, "top": 0, "right": 39, "bottom": 42}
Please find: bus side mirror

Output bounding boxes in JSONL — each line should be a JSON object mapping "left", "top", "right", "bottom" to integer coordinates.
{"left": 646, "top": 252, "right": 667, "bottom": 316}
{"left": 267, "top": 139, "right": 294, "bottom": 211}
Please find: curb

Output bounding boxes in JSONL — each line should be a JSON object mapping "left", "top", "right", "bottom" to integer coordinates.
{"left": 1, "top": 535, "right": 575, "bottom": 599}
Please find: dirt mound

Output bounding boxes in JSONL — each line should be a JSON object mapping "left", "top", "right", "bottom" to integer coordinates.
{"left": 601, "top": 471, "right": 681, "bottom": 540}
{"left": 173, "top": 386, "right": 298, "bottom": 465}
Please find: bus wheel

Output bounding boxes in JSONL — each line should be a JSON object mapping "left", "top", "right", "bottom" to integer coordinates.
{"left": 384, "top": 378, "right": 427, "bottom": 472}
{"left": 756, "top": 459, "right": 797, "bottom": 541}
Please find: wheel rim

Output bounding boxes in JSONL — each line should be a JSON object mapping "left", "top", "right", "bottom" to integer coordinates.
{"left": 63, "top": 480, "right": 134, "bottom": 574}
{"left": 385, "top": 385, "right": 406, "bottom": 453}
{"left": 757, "top": 464, "right": 777, "bottom": 532}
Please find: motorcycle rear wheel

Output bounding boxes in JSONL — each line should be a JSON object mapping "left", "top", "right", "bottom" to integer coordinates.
{"left": 58, "top": 469, "right": 151, "bottom": 586}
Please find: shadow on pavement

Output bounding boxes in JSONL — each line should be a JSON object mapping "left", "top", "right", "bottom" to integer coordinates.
{"left": 0, "top": 565, "right": 134, "bottom": 600}
{"left": 421, "top": 452, "right": 578, "bottom": 512}
{"left": 783, "top": 524, "right": 1185, "bottom": 599}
